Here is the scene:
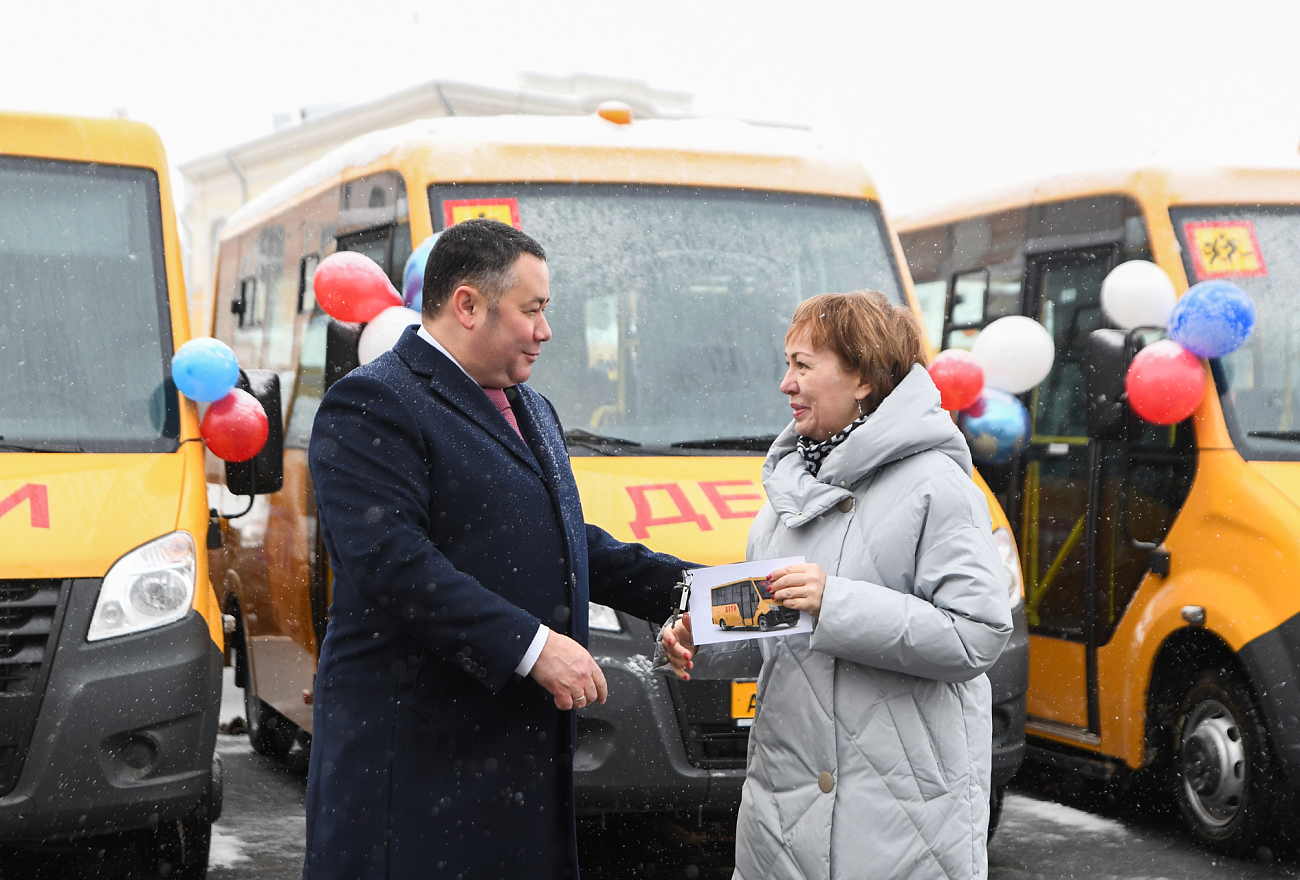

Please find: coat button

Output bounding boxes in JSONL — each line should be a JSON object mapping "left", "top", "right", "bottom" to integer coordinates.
{"left": 837, "top": 498, "right": 853, "bottom": 513}
{"left": 818, "top": 771, "right": 834, "bottom": 794}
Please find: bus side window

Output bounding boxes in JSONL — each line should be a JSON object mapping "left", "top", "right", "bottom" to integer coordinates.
{"left": 284, "top": 313, "right": 330, "bottom": 450}
{"left": 913, "top": 279, "right": 947, "bottom": 348}
{"left": 945, "top": 269, "right": 988, "bottom": 351}
{"left": 299, "top": 254, "right": 319, "bottom": 315}
{"left": 1096, "top": 418, "right": 1196, "bottom": 642}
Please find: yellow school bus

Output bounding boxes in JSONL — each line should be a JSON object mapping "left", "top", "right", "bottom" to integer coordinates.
{"left": 209, "top": 111, "right": 1026, "bottom": 818}
{"left": 900, "top": 168, "right": 1300, "bottom": 851}
{"left": 0, "top": 113, "right": 224, "bottom": 875}
{"left": 711, "top": 578, "right": 799, "bottom": 631}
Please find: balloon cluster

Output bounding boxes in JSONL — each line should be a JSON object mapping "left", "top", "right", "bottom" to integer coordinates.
{"left": 1101, "top": 261, "right": 1256, "bottom": 425}
{"left": 311, "top": 237, "right": 437, "bottom": 366}
{"left": 929, "top": 316, "right": 1055, "bottom": 465}
{"left": 172, "top": 338, "right": 268, "bottom": 462}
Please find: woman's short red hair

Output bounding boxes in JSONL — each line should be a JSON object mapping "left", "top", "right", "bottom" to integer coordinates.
{"left": 786, "top": 291, "right": 927, "bottom": 415}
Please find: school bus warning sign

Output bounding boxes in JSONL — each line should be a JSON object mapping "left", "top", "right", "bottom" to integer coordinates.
{"left": 443, "top": 198, "right": 521, "bottom": 229}
{"left": 1185, "top": 221, "right": 1267, "bottom": 278}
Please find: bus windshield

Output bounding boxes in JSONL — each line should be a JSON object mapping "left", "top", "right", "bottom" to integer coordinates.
{"left": 1173, "top": 207, "right": 1300, "bottom": 461}
{"left": 0, "top": 157, "right": 177, "bottom": 452}
{"left": 428, "top": 184, "right": 902, "bottom": 450}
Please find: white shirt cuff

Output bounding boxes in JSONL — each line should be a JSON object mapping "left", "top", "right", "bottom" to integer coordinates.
{"left": 515, "top": 625, "right": 550, "bottom": 676}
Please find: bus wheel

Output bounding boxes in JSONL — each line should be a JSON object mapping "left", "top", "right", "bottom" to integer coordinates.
{"left": 143, "top": 802, "right": 212, "bottom": 879}
{"left": 1174, "top": 669, "right": 1275, "bottom": 852}
{"left": 758, "top": 615, "right": 770, "bottom": 632}
{"left": 987, "top": 784, "right": 1005, "bottom": 841}
{"left": 235, "top": 612, "right": 296, "bottom": 763}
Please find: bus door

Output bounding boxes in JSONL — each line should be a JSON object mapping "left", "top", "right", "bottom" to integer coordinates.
{"left": 740, "top": 579, "right": 759, "bottom": 626}
{"left": 1019, "top": 246, "right": 1116, "bottom": 740}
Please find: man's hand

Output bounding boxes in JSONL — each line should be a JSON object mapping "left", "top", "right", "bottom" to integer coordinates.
{"left": 767, "top": 563, "right": 827, "bottom": 618}
{"left": 660, "top": 612, "right": 695, "bottom": 681}
{"left": 529, "top": 631, "right": 608, "bottom": 710}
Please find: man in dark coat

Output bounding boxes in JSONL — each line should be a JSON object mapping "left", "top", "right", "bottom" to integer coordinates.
{"left": 303, "top": 219, "right": 688, "bottom": 879}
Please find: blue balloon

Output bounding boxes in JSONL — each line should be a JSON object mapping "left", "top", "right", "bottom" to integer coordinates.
{"left": 957, "top": 388, "right": 1030, "bottom": 466}
{"left": 402, "top": 233, "right": 440, "bottom": 307}
{"left": 403, "top": 271, "right": 423, "bottom": 312}
{"left": 172, "top": 337, "right": 240, "bottom": 402}
{"left": 1167, "top": 280, "right": 1256, "bottom": 359}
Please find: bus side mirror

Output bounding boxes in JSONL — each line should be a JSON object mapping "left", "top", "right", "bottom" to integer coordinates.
{"left": 324, "top": 319, "right": 363, "bottom": 393}
{"left": 1086, "top": 329, "right": 1129, "bottom": 442}
{"left": 226, "top": 369, "right": 285, "bottom": 495}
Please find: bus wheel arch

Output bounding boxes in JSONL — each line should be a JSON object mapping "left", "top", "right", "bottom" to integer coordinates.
{"left": 1147, "top": 629, "right": 1280, "bottom": 852}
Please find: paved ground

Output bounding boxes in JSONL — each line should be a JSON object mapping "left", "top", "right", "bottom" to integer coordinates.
{"left": 9, "top": 666, "right": 1300, "bottom": 878}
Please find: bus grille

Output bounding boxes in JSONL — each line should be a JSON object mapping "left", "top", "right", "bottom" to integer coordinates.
{"left": 0, "top": 579, "right": 68, "bottom": 797}
{"left": 668, "top": 679, "right": 752, "bottom": 770}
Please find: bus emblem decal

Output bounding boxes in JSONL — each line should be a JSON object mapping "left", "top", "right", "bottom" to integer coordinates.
{"left": 0, "top": 483, "right": 50, "bottom": 528}
{"left": 626, "top": 483, "right": 713, "bottom": 539}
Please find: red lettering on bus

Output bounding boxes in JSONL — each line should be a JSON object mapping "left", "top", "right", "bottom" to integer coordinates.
{"left": 626, "top": 483, "right": 713, "bottom": 539}
{"left": 0, "top": 483, "right": 50, "bottom": 528}
{"left": 698, "top": 480, "right": 763, "bottom": 520}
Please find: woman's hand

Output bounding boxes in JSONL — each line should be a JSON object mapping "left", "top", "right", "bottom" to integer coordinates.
{"left": 767, "top": 563, "right": 827, "bottom": 618}
{"left": 660, "top": 612, "right": 695, "bottom": 681}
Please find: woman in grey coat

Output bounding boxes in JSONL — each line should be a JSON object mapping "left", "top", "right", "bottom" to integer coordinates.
{"left": 663, "top": 291, "right": 1013, "bottom": 880}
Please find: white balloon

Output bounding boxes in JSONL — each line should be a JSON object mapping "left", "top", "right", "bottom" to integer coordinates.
{"left": 971, "top": 316, "right": 1055, "bottom": 394}
{"left": 1100, "top": 260, "right": 1177, "bottom": 330}
{"left": 358, "top": 306, "right": 421, "bottom": 365}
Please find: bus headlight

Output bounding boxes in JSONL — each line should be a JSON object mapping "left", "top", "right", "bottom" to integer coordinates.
{"left": 992, "top": 527, "right": 1024, "bottom": 610}
{"left": 89, "top": 531, "right": 197, "bottom": 641}
{"left": 589, "top": 602, "right": 622, "bottom": 633}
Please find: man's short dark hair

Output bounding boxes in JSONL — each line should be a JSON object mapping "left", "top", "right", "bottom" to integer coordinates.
{"left": 422, "top": 219, "right": 547, "bottom": 319}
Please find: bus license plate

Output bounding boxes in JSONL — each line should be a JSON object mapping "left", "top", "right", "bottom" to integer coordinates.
{"left": 731, "top": 681, "right": 757, "bottom": 726}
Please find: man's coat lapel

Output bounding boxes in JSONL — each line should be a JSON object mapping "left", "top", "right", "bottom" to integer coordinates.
{"left": 392, "top": 327, "right": 542, "bottom": 477}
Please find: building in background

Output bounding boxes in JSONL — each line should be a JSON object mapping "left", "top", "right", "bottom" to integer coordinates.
{"left": 179, "top": 73, "right": 692, "bottom": 331}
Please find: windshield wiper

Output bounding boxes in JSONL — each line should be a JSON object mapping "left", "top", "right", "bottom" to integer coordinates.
{"left": 0, "top": 438, "right": 87, "bottom": 453}
{"left": 564, "top": 429, "right": 644, "bottom": 456}
{"left": 1248, "top": 430, "right": 1300, "bottom": 441}
{"left": 670, "top": 435, "right": 778, "bottom": 452}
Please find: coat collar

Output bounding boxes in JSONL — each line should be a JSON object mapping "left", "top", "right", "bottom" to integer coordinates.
{"left": 761, "top": 364, "right": 970, "bottom": 529}
{"left": 392, "top": 326, "right": 542, "bottom": 476}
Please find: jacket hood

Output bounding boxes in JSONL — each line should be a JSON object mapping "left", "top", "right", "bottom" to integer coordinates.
{"left": 762, "top": 364, "right": 972, "bottom": 528}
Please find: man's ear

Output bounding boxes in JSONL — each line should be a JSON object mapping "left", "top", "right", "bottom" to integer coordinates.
{"left": 451, "top": 284, "right": 482, "bottom": 330}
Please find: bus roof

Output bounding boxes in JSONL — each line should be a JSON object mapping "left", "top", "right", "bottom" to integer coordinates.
{"left": 897, "top": 167, "right": 1300, "bottom": 233}
{"left": 0, "top": 110, "right": 169, "bottom": 170}
{"left": 223, "top": 114, "right": 880, "bottom": 239}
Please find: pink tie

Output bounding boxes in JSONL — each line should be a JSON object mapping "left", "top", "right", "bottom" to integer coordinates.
{"left": 482, "top": 387, "right": 523, "bottom": 439}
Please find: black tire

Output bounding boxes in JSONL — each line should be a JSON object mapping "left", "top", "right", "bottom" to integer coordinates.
{"left": 758, "top": 615, "right": 771, "bottom": 632}
{"left": 235, "top": 610, "right": 296, "bottom": 762}
{"left": 1173, "top": 668, "right": 1277, "bottom": 853}
{"left": 144, "top": 805, "right": 212, "bottom": 880}
{"left": 987, "top": 784, "right": 1005, "bottom": 842}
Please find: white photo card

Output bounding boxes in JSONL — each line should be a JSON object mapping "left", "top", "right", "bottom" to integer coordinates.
{"left": 686, "top": 556, "right": 813, "bottom": 645}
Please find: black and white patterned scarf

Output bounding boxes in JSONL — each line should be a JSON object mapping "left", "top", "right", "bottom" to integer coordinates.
{"left": 797, "top": 413, "right": 867, "bottom": 477}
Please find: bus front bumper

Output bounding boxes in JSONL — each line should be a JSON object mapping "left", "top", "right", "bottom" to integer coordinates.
{"left": 0, "top": 579, "right": 222, "bottom": 843}
{"left": 1239, "top": 610, "right": 1300, "bottom": 788}
{"left": 989, "top": 605, "right": 1029, "bottom": 788}
{"left": 575, "top": 618, "right": 748, "bottom": 815}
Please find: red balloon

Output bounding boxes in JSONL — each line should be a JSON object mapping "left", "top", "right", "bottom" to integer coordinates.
{"left": 202, "top": 389, "right": 269, "bottom": 462}
{"left": 929, "top": 349, "right": 985, "bottom": 411}
{"left": 313, "top": 252, "right": 402, "bottom": 323}
{"left": 1125, "top": 339, "right": 1205, "bottom": 425}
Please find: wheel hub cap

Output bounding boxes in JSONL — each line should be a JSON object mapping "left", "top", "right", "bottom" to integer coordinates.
{"left": 1180, "top": 699, "right": 1247, "bottom": 827}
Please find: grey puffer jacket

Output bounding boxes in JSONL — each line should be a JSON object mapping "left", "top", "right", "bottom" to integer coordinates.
{"left": 696, "top": 365, "right": 1012, "bottom": 880}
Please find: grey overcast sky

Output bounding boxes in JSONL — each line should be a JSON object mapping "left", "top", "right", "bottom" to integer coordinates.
{"left": 3, "top": 0, "right": 1299, "bottom": 215}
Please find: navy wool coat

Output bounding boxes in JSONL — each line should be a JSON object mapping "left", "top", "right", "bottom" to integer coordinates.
{"left": 303, "top": 327, "right": 686, "bottom": 880}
